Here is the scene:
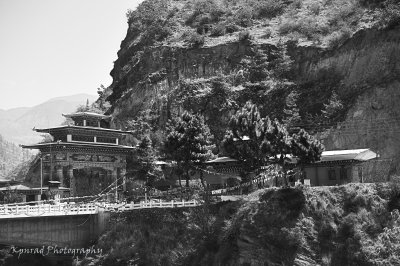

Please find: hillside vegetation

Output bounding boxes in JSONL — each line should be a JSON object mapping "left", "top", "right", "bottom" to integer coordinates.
{"left": 76, "top": 1, "right": 400, "bottom": 264}
{"left": 101, "top": 0, "right": 400, "bottom": 170}
{"left": 78, "top": 183, "right": 400, "bottom": 266}
{"left": 0, "top": 134, "right": 32, "bottom": 180}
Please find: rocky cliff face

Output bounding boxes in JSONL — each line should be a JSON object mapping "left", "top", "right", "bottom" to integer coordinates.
{"left": 297, "top": 27, "right": 400, "bottom": 173}
{"left": 102, "top": 0, "right": 400, "bottom": 174}
{"left": 107, "top": 42, "right": 253, "bottom": 123}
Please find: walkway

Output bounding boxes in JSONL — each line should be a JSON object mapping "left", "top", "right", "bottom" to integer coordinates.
{"left": 0, "top": 200, "right": 200, "bottom": 219}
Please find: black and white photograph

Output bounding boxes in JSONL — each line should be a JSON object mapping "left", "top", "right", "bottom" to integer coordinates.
{"left": 0, "top": 0, "right": 399, "bottom": 265}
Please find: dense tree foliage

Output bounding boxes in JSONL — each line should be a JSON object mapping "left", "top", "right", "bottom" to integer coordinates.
{"left": 163, "top": 112, "right": 215, "bottom": 187}
{"left": 132, "top": 136, "right": 157, "bottom": 184}
{"left": 223, "top": 102, "right": 324, "bottom": 184}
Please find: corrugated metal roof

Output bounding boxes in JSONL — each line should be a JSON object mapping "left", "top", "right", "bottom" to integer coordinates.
{"left": 206, "top": 157, "right": 239, "bottom": 164}
{"left": 0, "top": 185, "right": 32, "bottom": 191}
{"left": 206, "top": 149, "right": 377, "bottom": 166}
{"left": 320, "top": 149, "right": 377, "bottom": 162}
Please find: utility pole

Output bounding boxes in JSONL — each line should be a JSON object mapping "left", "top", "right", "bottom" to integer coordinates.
{"left": 115, "top": 178, "right": 118, "bottom": 202}
{"left": 40, "top": 157, "right": 43, "bottom": 196}
{"left": 145, "top": 176, "right": 148, "bottom": 202}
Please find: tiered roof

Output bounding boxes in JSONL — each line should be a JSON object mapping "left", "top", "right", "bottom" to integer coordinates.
{"left": 22, "top": 111, "right": 134, "bottom": 152}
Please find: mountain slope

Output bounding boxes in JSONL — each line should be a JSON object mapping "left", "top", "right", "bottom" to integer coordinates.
{"left": 0, "top": 134, "right": 32, "bottom": 180}
{"left": 99, "top": 0, "right": 400, "bottom": 175}
{"left": 0, "top": 93, "right": 97, "bottom": 145}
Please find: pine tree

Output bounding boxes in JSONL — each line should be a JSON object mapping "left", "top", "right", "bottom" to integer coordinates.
{"left": 222, "top": 101, "right": 270, "bottom": 171}
{"left": 283, "top": 90, "right": 301, "bottom": 132}
{"left": 134, "top": 136, "right": 157, "bottom": 184}
{"left": 291, "top": 129, "right": 324, "bottom": 165}
{"left": 163, "top": 112, "right": 215, "bottom": 187}
{"left": 322, "top": 91, "right": 343, "bottom": 121}
{"left": 223, "top": 102, "right": 324, "bottom": 185}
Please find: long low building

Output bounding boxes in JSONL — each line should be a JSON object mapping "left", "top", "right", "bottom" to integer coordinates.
{"left": 299, "top": 149, "right": 379, "bottom": 186}
{"left": 202, "top": 149, "right": 381, "bottom": 187}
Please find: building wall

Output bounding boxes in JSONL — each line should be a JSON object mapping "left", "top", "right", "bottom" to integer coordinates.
{"left": 304, "top": 164, "right": 354, "bottom": 186}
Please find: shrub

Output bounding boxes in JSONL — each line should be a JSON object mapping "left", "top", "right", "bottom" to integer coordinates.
{"left": 379, "top": 0, "right": 400, "bottom": 29}
{"left": 143, "top": 24, "right": 173, "bottom": 43}
{"left": 234, "top": 6, "right": 253, "bottom": 27}
{"left": 254, "top": 0, "right": 286, "bottom": 19}
{"left": 196, "top": 23, "right": 212, "bottom": 35}
{"left": 238, "top": 30, "right": 251, "bottom": 41}
{"left": 186, "top": 0, "right": 225, "bottom": 26}
{"left": 225, "top": 23, "right": 239, "bottom": 33}
{"left": 344, "top": 191, "right": 369, "bottom": 213}
{"left": 210, "top": 23, "right": 226, "bottom": 37}
{"left": 388, "top": 182, "right": 400, "bottom": 211}
{"left": 325, "top": 27, "right": 352, "bottom": 48}
{"left": 308, "top": 2, "right": 321, "bottom": 15}
{"left": 183, "top": 31, "right": 205, "bottom": 47}
{"left": 263, "top": 28, "right": 272, "bottom": 38}
{"left": 358, "top": 0, "right": 386, "bottom": 7}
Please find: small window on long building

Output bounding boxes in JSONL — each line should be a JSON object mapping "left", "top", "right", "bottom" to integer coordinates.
{"left": 358, "top": 166, "right": 363, "bottom": 182}
{"left": 340, "top": 167, "right": 347, "bottom": 180}
{"left": 328, "top": 168, "right": 336, "bottom": 180}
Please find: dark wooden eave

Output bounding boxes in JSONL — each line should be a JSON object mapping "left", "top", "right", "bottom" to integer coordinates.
{"left": 21, "top": 141, "right": 135, "bottom": 153}
{"left": 34, "top": 125, "right": 130, "bottom": 135}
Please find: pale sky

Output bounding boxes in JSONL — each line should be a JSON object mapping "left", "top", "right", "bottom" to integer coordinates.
{"left": 0, "top": 0, "right": 143, "bottom": 110}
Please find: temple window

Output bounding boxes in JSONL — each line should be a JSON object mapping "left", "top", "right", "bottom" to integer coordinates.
{"left": 71, "top": 135, "right": 94, "bottom": 142}
{"left": 97, "top": 136, "right": 116, "bottom": 144}
{"left": 86, "top": 120, "right": 98, "bottom": 127}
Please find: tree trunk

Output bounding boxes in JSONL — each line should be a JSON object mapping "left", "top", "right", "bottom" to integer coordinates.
{"left": 282, "top": 160, "right": 289, "bottom": 187}
{"left": 178, "top": 175, "right": 182, "bottom": 187}
{"left": 199, "top": 170, "right": 206, "bottom": 189}
{"left": 185, "top": 170, "right": 190, "bottom": 187}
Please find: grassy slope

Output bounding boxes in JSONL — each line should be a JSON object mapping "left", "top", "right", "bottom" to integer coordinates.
{"left": 78, "top": 183, "right": 400, "bottom": 266}
{"left": 123, "top": 0, "right": 398, "bottom": 51}
{"left": 108, "top": 0, "right": 400, "bottom": 136}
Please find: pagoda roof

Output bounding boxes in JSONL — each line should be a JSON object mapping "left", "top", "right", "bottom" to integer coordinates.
{"left": 21, "top": 141, "right": 135, "bottom": 151}
{"left": 34, "top": 125, "right": 131, "bottom": 134}
{"left": 62, "top": 112, "right": 111, "bottom": 119}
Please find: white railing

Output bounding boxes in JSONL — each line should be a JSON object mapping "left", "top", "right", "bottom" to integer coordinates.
{"left": 0, "top": 200, "right": 200, "bottom": 218}
{"left": 0, "top": 202, "right": 98, "bottom": 218}
{"left": 211, "top": 175, "right": 275, "bottom": 195}
{"left": 104, "top": 199, "right": 200, "bottom": 212}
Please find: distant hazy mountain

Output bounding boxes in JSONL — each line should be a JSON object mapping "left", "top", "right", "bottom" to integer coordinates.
{"left": 0, "top": 93, "right": 97, "bottom": 145}
{"left": 0, "top": 134, "right": 32, "bottom": 180}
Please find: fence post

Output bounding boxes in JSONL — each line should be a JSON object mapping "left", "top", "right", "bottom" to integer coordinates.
{"left": 182, "top": 199, "right": 185, "bottom": 207}
{"left": 171, "top": 200, "right": 174, "bottom": 208}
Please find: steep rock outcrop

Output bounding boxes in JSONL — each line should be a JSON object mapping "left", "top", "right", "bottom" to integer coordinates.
{"left": 107, "top": 9, "right": 400, "bottom": 171}
{"left": 292, "top": 27, "right": 400, "bottom": 174}
{"left": 108, "top": 42, "right": 253, "bottom": 122}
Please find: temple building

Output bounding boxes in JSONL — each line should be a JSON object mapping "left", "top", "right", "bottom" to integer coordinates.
{"left": 22, "top": 112, "right": 134, "bottom": 197}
